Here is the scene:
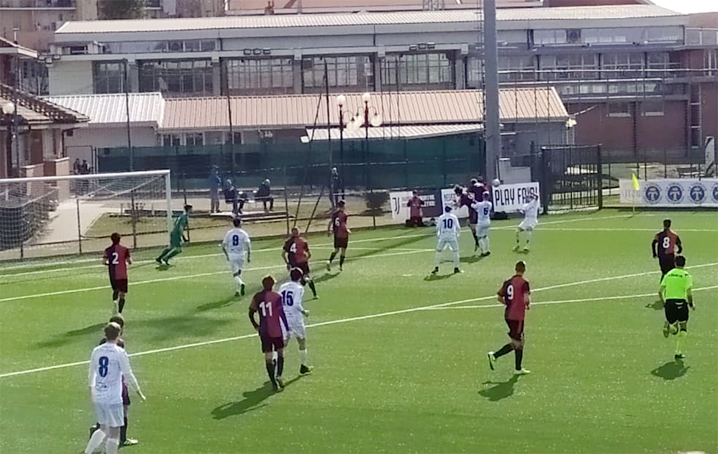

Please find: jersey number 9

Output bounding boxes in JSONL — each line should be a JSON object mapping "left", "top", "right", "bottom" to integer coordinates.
{"left": 506, "top": 285, "right": 514, "bottom": 301}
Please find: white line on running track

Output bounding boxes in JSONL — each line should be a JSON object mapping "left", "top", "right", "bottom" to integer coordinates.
{"left": 0, "top": 262, "right": 713, "bottom": 379}
{"left": 425, "top": 285, "right": 718, "bottom": 310}
{"left": 0, "top": 213, "right": 646, "bottom": 275}
{"left": 0, "top": 249, "right": 435, "bottom": 302}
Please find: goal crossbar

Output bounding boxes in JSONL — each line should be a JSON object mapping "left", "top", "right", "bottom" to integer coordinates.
{"left": 0, "top": 169, "right": 171, "bottom": 184}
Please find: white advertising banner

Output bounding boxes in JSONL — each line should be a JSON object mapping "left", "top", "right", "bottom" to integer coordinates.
{"left": 440, "top": 188, "right": 469, "bottom": 218}
{"left": 389, "top": 190, "right": 442, "bottom": 220}
{"left": 619, "top": 178, "right": 718, "bottom": 207}
{"left": 491, "top": 182, "right": 541, "bottom": 213}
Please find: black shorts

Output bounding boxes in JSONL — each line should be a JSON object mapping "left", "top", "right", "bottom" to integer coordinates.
{"left": 334, "top": 236, "right": 348, "bottom": 249}
{"left": 506, "top": 319, "right": 524, "bottom": 341}
{"left": 665, "top": 299, "right": 689, "bottom": 324}
{"left": 659, "top": 255, "right": 675, "bottom": 275}
{"left": 122, "top": 383, "right": 131, "bottom": 406}
{"left": 110, "top": 279, "right": 128, "bottom": 293}
{"left": 260, "top": 334, "right": 284, "bottom": 353}
{"left": 291, "top": 261, "right": 311, "bottom": 277}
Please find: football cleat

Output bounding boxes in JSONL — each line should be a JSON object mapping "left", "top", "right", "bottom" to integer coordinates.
{"left": 162, "top": 259, "right": 170, "bottom": 266}
{"left": 523, "top": 246, "right": 530, "bottom": 252}
{"left": 272, "top": 382, "right": 283, "bottom": 392}
{"left": 122, "top": 438, "right": 139, "bottom": 447}
{"left": 155, "top": 258, "right": 163, "bottom": 265}
{"left": 235, "top": 291, "right": 240, "bottom": 298}
{"left": 512, "top": 245, "right": 520, "bottom": 252}
{"left": 300, "top": 365, "right": 313, "bottom": 375}
{"left": 662, "top": 322, "right": 670, "bottom": 338}
{"left": 240, "top": 283, "right": 246, "bottom": 296}
{"left": 487, "top": 352, "right": 496, "bottom": 371}
{"left": 514, "top": 368, "right": 531, "bottom": 375}
{"left": 454, "top": 267, "right": 462, "bottom": 274}
{"left": 276, "top": 376, "right": 285, "bottom": 388}
{"left": 474, "top": 243, "right": 479, "bottom": 252}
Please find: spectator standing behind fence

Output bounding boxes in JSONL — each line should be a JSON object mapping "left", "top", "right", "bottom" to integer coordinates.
{"left": 329, "top": 167, "right": 342, "bottom": 208}
{"left": 407, "top": 191, "right": 425, "bottom": 227}
{"left": 73, "top": 158, "right": 81, "bottom": 175}
{"left": 209, "top": 167, "right": 222, "bottom": 213}
{"left": 223, "top": 179, "right": 239, "bottom": 215}
{"left": 255, "top": 179, "right": 274, "bottom": 211}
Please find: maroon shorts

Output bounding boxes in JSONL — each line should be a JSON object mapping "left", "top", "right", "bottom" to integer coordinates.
{"left": 334, "top": 236, "right": 348, "bottom": 249}
{"left": 506, "top": 319, "right": 524, "bottom": 341}
{"left": 122, "top": 382, "right": 130, "bottom": 406}
{"left": 291, "top": 261, "right": 311, "bottom": 277}
{"left": 110, "top": 279, "right": 128, "bottom": 293}
{"left": 260, "top": 334, "right": 284, "bottom": 353}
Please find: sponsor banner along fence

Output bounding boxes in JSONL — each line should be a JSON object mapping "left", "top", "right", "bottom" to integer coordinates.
{"left": 390, "top": 182, "right": 540, "bottom": 221}
{"left": 619, "top": 178, "right": 718, "bottom": 207}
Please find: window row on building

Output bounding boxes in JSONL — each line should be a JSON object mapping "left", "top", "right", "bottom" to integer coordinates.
{"left": 91, "top": 49, "right": 710, "bottom": 97}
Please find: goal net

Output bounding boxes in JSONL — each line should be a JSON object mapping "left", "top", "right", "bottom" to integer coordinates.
{"left": 0, "top": 170, "right": 172, "bottom": 261}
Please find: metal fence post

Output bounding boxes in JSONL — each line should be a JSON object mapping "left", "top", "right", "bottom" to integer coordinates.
{"left": 76, "top": 197, "right": 82, "bottom": 255}
{"left": 540, "top": 147, "right": 549, "bottom": 214}
{"left": 597, "top": 144, "right": 603, "bottom": 209}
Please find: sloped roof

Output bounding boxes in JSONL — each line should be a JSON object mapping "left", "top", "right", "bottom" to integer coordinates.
{"left": 227, "top": 0, "right": 540, "bottom": 14}
{"left": 161, "top": 87, "right": 568, "bottom": 131}
{"left": 44, "top": 93, "right": 165, "bottom": 128}
{"left": 55, "top": 5, "right": 682, "bottom": 35}
{"left": 307, "top": 124, "right": 482, "bottom": 141}
{"left": 0, "top": 83, "right": 89, "bottom": 126}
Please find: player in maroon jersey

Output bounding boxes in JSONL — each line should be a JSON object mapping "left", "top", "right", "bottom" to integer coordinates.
{"left": 249, "top": 276, "right": 290, "bottom": 392}
{"left": 282, "top": 227, "right": 317, "bottom": 299}
{"left": 487, "top": 261, "right": 531, "bottom": 375}
{"left": 104, "top": 233, "right": 132, "bottom": 314}
{"left": 89, "top": 314, "right": 138, "bottom": 447}
{"left": 326, "top": 200, "right": 351, "bottom": 272}
{"left": 454, "top": 185, "right": 480, "bottom": 252}
{"left": 652, "top": 218, "right": 683, "bottom": 280}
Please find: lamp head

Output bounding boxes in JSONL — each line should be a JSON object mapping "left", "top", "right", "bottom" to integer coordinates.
{"left": 336, "top": 94, "right": 346, "bottom": 108}
{"left": 2, "top": 102, "right": 15, "bottom": 115}
{"left": 362, "top": 92, "right": 371, "bottom": 103}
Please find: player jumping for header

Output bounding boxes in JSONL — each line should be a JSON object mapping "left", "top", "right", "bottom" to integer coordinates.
{"left": 249, "top": 275, "right": 289, "bottom": 392}
{"left": 652, "top": 218, "right": 683, "bottom": 281}
{"left": 513, "top": 194, "right": 539, "bottom": 252}
{"left": 658, "top": 255, "right": 695, "bottom": 360}
{"left": 156, "top": 204, "right": 192, "bottom": 266}
{"left": 327, "top": 200, "right": 350, "bottom": 272}
{"left": 279, "top": 268, "right": 314, "bottom": 375}
{"left": 470, "top": 191, "right": 493, "bottom": 257}
{"left": 104, "top": 233, "right": 131, "bottom": 314}
{"left": 283, "top": 227, "right": 317, "bottom": 299}
{"left": 432, "top": 206, "right": 462, "bottom": 275}
{"left": 454, "top": 184, "right": 480, "bottom": 251}
{"left": 488, "top": 260, "right": 531, "bottom": 375}
{"left": 222, "top": 217, "right": 251, "bottom": 297}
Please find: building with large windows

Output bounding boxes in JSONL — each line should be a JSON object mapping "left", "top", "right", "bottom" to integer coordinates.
{"left": 45, "top": 4, "right": 718, "bottom": 157}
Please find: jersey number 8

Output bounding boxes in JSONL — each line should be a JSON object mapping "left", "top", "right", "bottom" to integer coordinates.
{"left": 232, "top": 235, "right": 240, "bottom": 246}
{"left": 98, "top": 356, "right": 109, "bottom": 377}
{"left": 662, "top": 237, "right": 671, "bottom": 249}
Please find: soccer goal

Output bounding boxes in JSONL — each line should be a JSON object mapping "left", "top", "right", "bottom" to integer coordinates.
{"left": 0, "top": 170, "right": 172, "bottom": 261}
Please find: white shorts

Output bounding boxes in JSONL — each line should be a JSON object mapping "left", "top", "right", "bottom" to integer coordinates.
{"left": 437, "top": 238, "right": 459, "bottom": 252}
{"left": 228, "top": 255, "right": 245, "bottom": 275}
{"left": 519, "top": 218, "right": 538, "bottom": 231}
{"left": 476, "top": 222, "right": 490, "bottom": 237}
{"left": 94, "top": 402, "right": 125, "bottom": 428}
{"left": 284, "top": 319, "right": 306, "bottom": 340}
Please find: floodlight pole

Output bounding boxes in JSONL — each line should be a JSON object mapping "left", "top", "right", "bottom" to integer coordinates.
{"left": 484, "top": 0, "right": 500, "bottom": 182}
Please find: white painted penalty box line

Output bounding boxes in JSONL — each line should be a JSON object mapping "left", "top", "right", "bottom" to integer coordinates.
{"left": 423, "top": 285, "right": 718, "bottom": 310}
{"left": 0, "top": 213, "right": 644, "bottom": 275}
{"left": 1, "top": 262, "right": 714, "bottom": 379}
{"left": 0, "top": 249, "right": 436, "bottom": 303}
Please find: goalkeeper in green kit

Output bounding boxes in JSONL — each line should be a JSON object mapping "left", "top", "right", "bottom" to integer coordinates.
{"left": 156, "top": 204, "right": 192, "bottom": 265}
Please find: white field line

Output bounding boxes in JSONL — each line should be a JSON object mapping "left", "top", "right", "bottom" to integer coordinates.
{"left": 0, "top": 213, "right": 647, "bottom": 275}
{"left": 424, "top": 285, "right": 718, "bottom": 310}
{"left": 538, "top": 228, "right": 718, "bottom": 233}
{"left": 0, "top": 249, "right": 435, "bottom": 303}
{"left": 1, "top": 263, "right": 714, "bottom": 379}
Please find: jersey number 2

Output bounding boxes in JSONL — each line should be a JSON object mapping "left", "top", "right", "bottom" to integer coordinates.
{"left": 110, "top": 252, "right": 119, "bottom": 265}
{"left": 98, "top": 356, "right": 109, "bottom": 377}
{"left": 662, "top": 237, "right": 671, "bottom": 249}
{"left": 259, "top": 301, "right": 273, "bottom": 317}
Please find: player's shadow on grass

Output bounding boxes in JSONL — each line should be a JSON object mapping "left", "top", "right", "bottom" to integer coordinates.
{"left": 211, "top": 376, "right": 303, "bottom": 419}
{"left": 196, "top": 296, "right": 237, "bottom": 312}
{"left": 348, "top": 233, "right": 433, "bottom": 261}
{"left": 479, "top": 376, "right": 519, "bottom": 401}
{"left": 314, "top": 273, "right": 340, "bottom": 284}
{"left": 424, "top": 271, "right": 458, "bottom": 281}
{"left": 645, "top": 300, "right": 664, "bottom": 311}
{"left": 35, "top": 322, "right": 106, "bottom": 348}
{"left": 651, "top": 359, "right": 690, "bottom": 380}
{"left": 460, "top": 255, "right": 486, "bottom": 264}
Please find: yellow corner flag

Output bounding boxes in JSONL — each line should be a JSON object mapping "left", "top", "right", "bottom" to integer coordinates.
{"left": 631, "top": 172, "right": 640, "bottom": 191}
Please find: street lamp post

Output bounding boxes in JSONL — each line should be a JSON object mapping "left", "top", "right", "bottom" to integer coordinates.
{"left": 2, "top": 102, "right": 15, "bottom": 179}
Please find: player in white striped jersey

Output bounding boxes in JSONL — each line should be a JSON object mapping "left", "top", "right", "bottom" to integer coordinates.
{"left": 279, "top": 268, "right": 313, "bottom": 375}
{"left": 83, "top": 322, "right": 145, "bottom": 454}
{"left": 513, "top": 193, "right": 540, "bottom": 252}
{"left": 222, "top": 217, "right": 251, "bottom": 297}
{"left": 432, "top": 206, "right": 462, "bottom": 275}
{"left": 470, "top": 191, "right": 493, "bottom": 257}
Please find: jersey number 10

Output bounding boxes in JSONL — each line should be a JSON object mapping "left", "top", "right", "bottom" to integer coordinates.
{"left": 442, "top": 218, "right": 454, "bottom": 230}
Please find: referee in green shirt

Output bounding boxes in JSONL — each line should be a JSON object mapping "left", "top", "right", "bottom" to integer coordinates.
{"left": 156, "top": 204, "right": 192, "bottom": 266}
{"left": 658, "top": 255, "right": 694, "bottom": 360}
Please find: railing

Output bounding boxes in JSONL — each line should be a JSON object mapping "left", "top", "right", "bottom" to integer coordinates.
{"left": 0, "top": 0, "right": 74, "bottom": 7}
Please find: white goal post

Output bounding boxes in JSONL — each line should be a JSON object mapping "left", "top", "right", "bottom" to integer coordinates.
{"left": 0, "top": 170, "right": 172, "bottom": 261}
